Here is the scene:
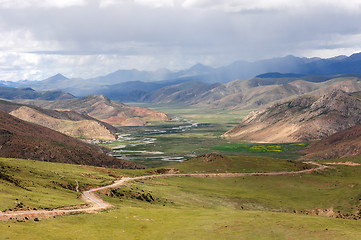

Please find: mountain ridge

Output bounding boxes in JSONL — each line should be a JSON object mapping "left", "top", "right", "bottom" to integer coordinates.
{"left": 0, "top": 110, "right": 144, "bottom": 169}
{"left": 0, "top": 99, "right": 118, "bottom": 140}
{"left": 0, "top": 85, "right": 75, "bottom": 100}
{"left": 133, "top": 74, "right": 361, "bottom": 110}
{"left": 223, "top": 90, "right": 361, "bottom": 143}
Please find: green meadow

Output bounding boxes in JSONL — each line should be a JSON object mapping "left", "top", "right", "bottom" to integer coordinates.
{"left": 2, "top": 206, "right": 361, "bottom": 240}
{"left": 2, "top": 156, "right": 361, "bottom": 239}
{"left": 0, "top": 158, "right": 115, "bottom": 211}
{"left": 0, "top": 158, "right": 148, "bottom": 211}
{"left": 212, "top": 142, "right": 309, "bottom": 159}
{"left": 166, "top": 155, "right": 311, "bottom": 173}
{"left": 212, "top": 142, "right": 308, "bottom": 153}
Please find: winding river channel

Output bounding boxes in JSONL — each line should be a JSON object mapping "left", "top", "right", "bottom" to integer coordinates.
{"left": 109, "top": 119, "right": 200, "bottom": 164}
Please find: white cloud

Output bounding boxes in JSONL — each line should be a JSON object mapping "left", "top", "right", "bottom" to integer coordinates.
{"left": 181, "top": 0, "right": 288, "bottom": 12}
{"left": 0, "top": 29, "right": 60, "bottom": 52}
{"left": 181, "top": 0, "right": 361, "bottom": 12}
{"left": 0, "top": 0, "right": 86, "bottom": 8}
{"left": 296, "top": 32, "right": 361, "bottom": 58}
{"left": 134, "top": 0, "right": 175, "bottom": 8}
{"left": 98, "top": 0, "right": 175, "bottom": 8}
{"left": 0, "top": 52, "right": 40, "bottom": 80}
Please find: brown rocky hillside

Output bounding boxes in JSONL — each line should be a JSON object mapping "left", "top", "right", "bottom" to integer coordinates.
{"left": 302, "top": 125, "right": 361, "bottom": 160}
{"left": 0, "top": 100, "right": 118, "bottom": 140}
{"left": 18, "top": 95, "right": 171, "bottom": 126}
{"left": 0, "top": 111, "right": 144, "bottom": 169}
{"left": 224, "top": 90, "right": 361, "bottom": 143}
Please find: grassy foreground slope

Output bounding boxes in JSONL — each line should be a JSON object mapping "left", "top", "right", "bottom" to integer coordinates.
{"left": 0, "top": 158, "right": 117, "bottom": 211}
{"left": 2, "top": 155, "right": 361, "bottom": 239}
{"left": 2, "top": 207, "right": 361, "bottom": 240}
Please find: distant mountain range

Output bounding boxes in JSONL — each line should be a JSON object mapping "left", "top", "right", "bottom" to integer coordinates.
{"left": 0, "top": 85, "right": 75, "bottom": 100}
{"left": 5, "top": 52, "right": 361, "bottom": 100}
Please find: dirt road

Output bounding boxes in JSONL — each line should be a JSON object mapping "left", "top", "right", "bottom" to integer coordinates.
{"left": 0, "top": 161, "right": 327, "bottom": 221}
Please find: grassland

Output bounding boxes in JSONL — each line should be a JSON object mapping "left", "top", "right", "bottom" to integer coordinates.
{"left": 2, "top": 157, "right": 361, "bottom": 239}
{"left": 132, "top": 167, "right": 361, "bottom": 216}
{"left": 2, "top": 206, "right": 361, "bottom": 240}
{"left": 212, "top": 142, "right": 309, "bottom": 159}
{"left": 166, "top": 154, "right": 311, "bottom": 173}
{"left": 0, "top": 158, "right": 152, "bottom": 212}
{"left": 0, "top": 158, "right": 119, "bottom": 212}
{"left": 124, "top": 104, "right": 253, "bottom": 156}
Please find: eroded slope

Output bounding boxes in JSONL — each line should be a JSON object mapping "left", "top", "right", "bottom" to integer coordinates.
{"left": 224, "top": 90, "right": 361, "bottom": 143}
{"left": 0, "top": 100, "right": 117, "bottom": 140}
{"left": 0, "top": 111, "right": 143, "bottom": 169}
{"left": 302, "top": 124, "right": 361, "bottom": 159}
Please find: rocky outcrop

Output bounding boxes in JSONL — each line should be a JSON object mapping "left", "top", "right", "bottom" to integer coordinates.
{"left": 197, "top": 153, "right": 231, "bottom": 162}
{"left": 224, "top": 90, "right": 361, "bottom": 143}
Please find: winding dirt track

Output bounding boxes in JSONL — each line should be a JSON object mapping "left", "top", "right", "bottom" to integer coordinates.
{"left": 0, "top": 161, "right": 327, "bottom": 221}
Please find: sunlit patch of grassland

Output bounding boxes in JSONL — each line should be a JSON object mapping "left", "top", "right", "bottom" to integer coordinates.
{"left": 213, "top": 142, "right": 307, "bottom": 153}
{"left": 212, "top": 142, "right": 308, "bottom": 159}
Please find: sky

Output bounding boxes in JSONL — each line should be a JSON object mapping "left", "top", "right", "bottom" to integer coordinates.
{"left": 1, "top": 0, "right": 361, "bottom": 81}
